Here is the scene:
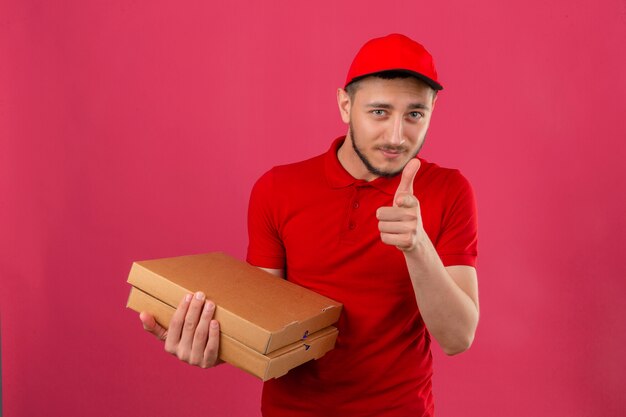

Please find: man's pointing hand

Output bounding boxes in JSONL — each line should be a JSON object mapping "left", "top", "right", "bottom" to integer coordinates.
{"left": 377, "top": 159, "right": 424, "bottom": 252}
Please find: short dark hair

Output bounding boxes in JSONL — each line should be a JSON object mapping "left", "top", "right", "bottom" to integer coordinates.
{"left": 345, "top": 70, "right": 437, "bottom": 100}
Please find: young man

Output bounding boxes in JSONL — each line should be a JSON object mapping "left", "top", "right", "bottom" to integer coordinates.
{"left": 141, "top": 33, "right": 479, "bottom": 416}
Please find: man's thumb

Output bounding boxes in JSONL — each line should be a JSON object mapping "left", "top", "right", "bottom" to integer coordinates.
{"left": 394, "top": 159, "right": 420, "bottom": 206}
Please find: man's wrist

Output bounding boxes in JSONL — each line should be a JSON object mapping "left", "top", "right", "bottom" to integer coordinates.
{"left": 402, "top": 231, "right": 439, "bottom": 270}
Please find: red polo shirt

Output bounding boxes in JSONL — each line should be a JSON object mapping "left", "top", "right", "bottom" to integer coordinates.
{"left": 247, "top": 137, "right": 478, "bottom": 417}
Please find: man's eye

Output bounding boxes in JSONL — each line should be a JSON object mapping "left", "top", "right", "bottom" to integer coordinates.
{"left": 372, "top": 110, "right": 386, "bottom": 116}
{"left": 409, "top": 112, "right": 423, "bottom": 119}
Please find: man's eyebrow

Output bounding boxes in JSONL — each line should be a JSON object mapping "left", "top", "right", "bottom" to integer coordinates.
{"left": 366, "top": 102, "right": 393, "bottom": 109}
{"left": 407, "top": 103, "right": 431, "bottom": 111}
{"left": 365, "top": 102, "right": 431, "bottom": 111}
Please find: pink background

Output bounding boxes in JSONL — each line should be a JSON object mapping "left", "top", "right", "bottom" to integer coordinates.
{"left": 2, "top": 1, "right": 625, "bottom": 416}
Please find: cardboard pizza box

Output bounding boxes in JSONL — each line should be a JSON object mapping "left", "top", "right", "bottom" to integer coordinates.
{"left": 127, "top": 252, "right": 342, "bottom": 354}
{"left": 127, "top": 286, "right": 338, "bottom": 381}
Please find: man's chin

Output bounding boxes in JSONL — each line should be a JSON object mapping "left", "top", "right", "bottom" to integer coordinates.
{"left": 377, "top": 169, "right": 403, "bottom": 178}
{"left": 369, "top": 163, "right": 405, "bottom": 178}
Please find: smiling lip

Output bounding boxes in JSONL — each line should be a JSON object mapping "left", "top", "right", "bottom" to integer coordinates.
{"left": 380, "top": 149, "right": 403, "bottom": 159}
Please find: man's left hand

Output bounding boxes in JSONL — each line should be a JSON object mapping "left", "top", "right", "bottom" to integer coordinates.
{"left": 376, "top": 159, "right": 424, "bottom": 252}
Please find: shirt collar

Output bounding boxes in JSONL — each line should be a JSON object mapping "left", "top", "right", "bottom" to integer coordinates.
{"left": 324, "top": 136, "right": 417, "bottom": 196}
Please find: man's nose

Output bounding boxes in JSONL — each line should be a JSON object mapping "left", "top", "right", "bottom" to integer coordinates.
{"left": 388, "top": 116, "right": 405, "bottom": 145}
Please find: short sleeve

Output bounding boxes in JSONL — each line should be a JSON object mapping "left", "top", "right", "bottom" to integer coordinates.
{"left": 246, "top": 169, "right": 286, "bottom": 269}
{"left": 436, "top": 171, "right": 478, "bottom": 267}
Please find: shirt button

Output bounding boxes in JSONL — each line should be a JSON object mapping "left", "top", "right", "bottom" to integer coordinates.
{"left": 352, "top": 201, "right": 360, "bottom": 209}
{"left": 349, "top": 222, "right": 356, "bottom": 230}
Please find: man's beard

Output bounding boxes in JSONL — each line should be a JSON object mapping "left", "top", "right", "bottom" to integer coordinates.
{"left": 349, "top": 120, "right": 425, "bottom": 178}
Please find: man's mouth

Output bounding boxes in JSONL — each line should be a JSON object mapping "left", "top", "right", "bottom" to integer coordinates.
{"left": 377, "top": 146, "right": 405, "bottom": 159}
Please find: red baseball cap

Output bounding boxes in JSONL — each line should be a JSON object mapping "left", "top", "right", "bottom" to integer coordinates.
{"left": 345, "top": 33, "right": 443, "bottom": 91}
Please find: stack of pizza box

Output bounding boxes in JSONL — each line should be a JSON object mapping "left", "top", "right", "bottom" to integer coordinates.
{"left": 127, "top": 252, "right": 342, "bottom": 381}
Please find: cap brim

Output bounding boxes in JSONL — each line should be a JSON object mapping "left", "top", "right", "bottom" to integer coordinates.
{"left": 347, "top": 69, "right": 443, "bottom": 91}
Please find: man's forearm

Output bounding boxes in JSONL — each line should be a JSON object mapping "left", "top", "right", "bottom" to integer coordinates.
{"left": 404, "top": 235, "right": 479, "bottom": 355}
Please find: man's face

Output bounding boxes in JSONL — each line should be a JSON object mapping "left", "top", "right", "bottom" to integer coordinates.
{"left": 338, "top": 76, "right": 436, "bottom": 179}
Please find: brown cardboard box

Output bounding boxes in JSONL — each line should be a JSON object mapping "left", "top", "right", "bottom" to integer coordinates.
{"left": 127, "top": 252, "right": 342, "bottom": 354}
{"left": 127, "top": 286, "right": 338, "bottom": 381}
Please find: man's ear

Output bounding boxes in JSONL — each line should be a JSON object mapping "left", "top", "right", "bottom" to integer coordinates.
{"left": 431, "top": 91, "right": 438, "bottom": 110}
{"left": 337, "top": 88, "right": 351, "bottom": 124}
